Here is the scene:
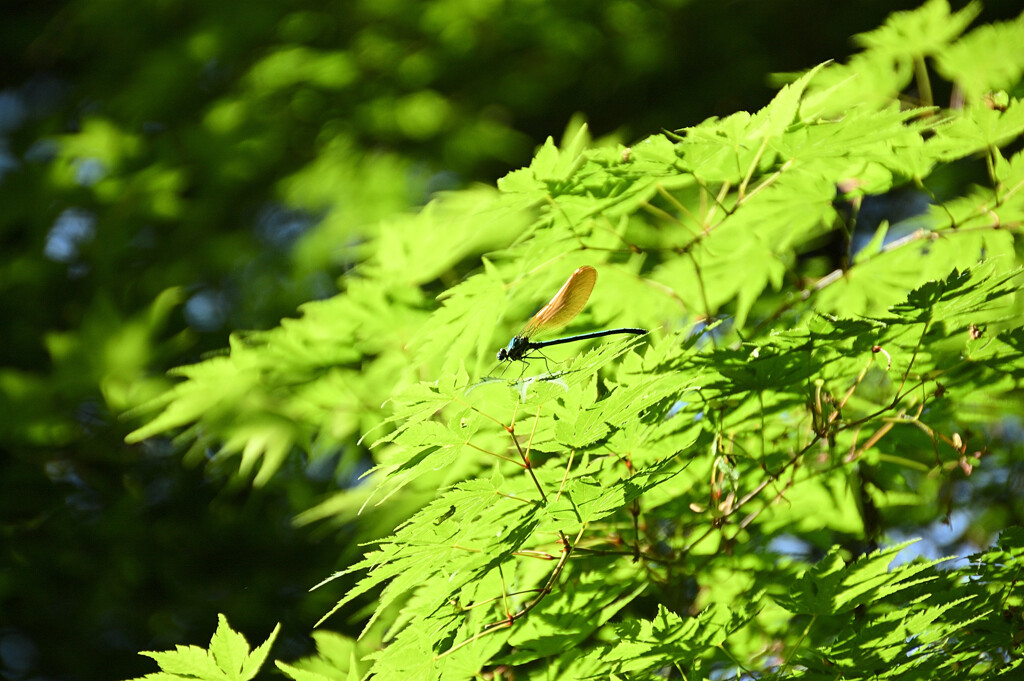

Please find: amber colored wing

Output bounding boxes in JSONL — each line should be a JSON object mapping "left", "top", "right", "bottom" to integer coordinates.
{"left": 521, "top": 266, "right": 597, "bottom": 339}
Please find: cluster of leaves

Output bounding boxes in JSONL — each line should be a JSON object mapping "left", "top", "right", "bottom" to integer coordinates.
{"left": 9, "top": 0, "right": 867, "bottom": 676}
{"left": 126, "top": 1, "right": 1024, "bottom": 679}
{"left": 135, "top": 531, "right": 1024, "bottom": 680}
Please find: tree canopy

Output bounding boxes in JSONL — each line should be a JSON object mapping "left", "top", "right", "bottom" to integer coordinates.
{"left": 3, "top": 1, "right": 1024, "bottom": 680}
{"left": 125, "top": 1, "right": 1024, "bottom": 679}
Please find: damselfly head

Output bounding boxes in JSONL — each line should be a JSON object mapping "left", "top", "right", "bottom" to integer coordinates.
{"left": 497, "top": 336, "right": 527, "bottom": 362}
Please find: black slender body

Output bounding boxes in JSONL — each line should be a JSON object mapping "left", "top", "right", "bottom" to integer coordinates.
{"left": 497, "top": 328, "right": 647, "bottom": 362}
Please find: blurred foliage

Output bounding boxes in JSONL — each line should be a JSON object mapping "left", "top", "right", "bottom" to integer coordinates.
{"left": 3, "top": 0, "right": 1024, "bottom": 679}
{"left": 124, "top": 1, "right": 1024, "bottom": 679}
